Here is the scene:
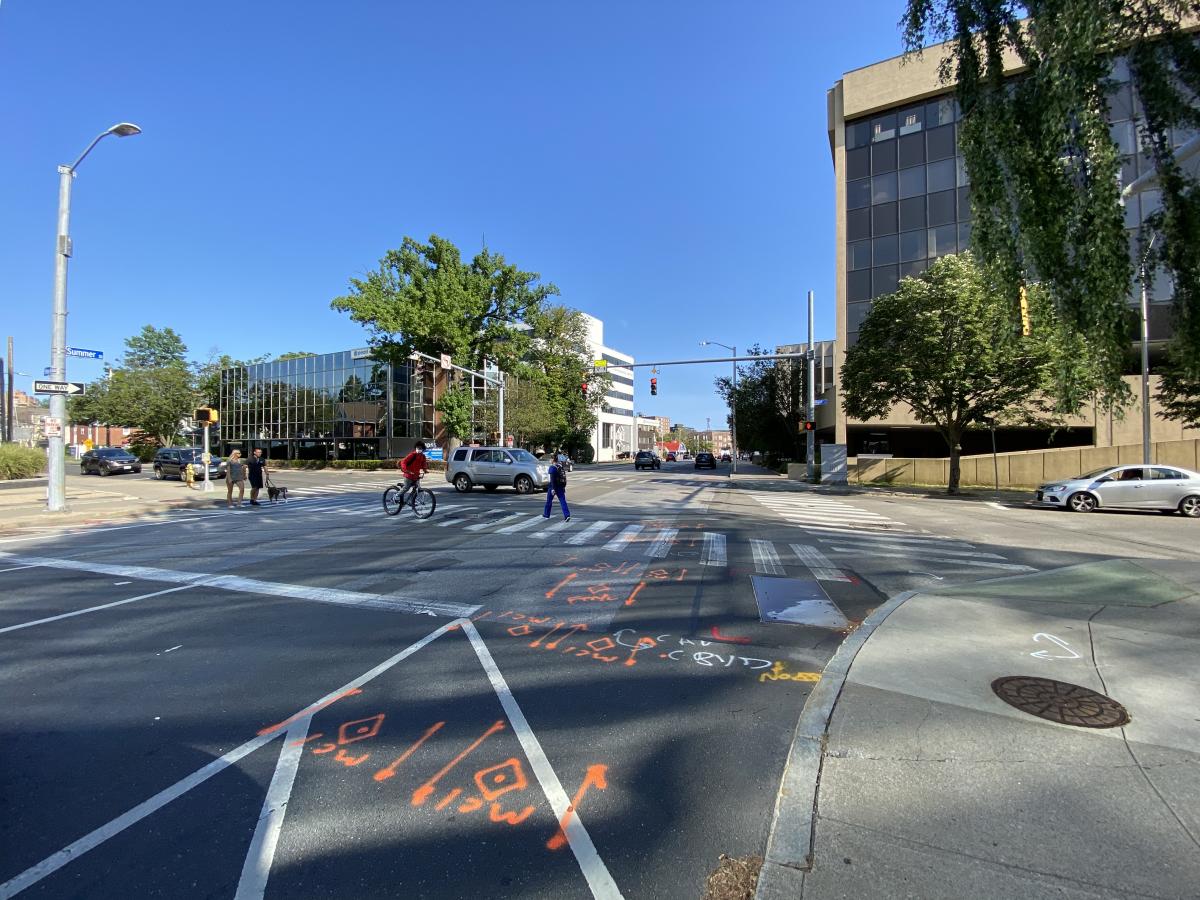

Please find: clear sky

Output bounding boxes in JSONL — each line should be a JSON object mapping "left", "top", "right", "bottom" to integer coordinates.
{"left": 1, "top": 0, "right": 912, "bottom": 431}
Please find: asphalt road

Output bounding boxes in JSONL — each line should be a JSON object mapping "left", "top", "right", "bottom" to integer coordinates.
{"left": 1, "top": 461, "right": 1196, "bottom": 899}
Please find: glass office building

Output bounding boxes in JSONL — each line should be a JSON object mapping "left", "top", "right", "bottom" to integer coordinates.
{"left": 219, "top": 349, "right": 434, "bottom": 460}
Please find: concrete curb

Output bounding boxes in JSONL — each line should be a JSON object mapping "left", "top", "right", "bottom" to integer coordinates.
{"left": 754, "top": 589, "right": 920, "bottom": 900}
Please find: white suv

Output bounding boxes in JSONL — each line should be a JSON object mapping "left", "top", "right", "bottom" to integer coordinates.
{"left": 446, "top": 446, "right": 550, "bottom": 494}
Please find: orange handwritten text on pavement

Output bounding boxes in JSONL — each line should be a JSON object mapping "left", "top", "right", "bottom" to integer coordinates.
{"left": 547, "top": 764, "right": 609, "bottom": 851}
{"left": 411, "top": 720, "right": 506, "bottom": 806}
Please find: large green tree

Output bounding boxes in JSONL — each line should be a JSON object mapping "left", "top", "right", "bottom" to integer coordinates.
{"left": 331, "top": 235, "right": 557, "bottom": 372}
{"left": 523, "top": 305, "right": 610, "bottom": 454}
{"left": 715, "top": 346, "right": 804, "bottom": 463}
{"left": 841, "top": 253, "right": 1091, "bottom": 493}
{"left": 901, "top": 0, "right": 1200, "bottom": 413}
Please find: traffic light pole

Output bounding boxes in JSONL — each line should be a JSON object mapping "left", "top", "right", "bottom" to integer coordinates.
{"left": 202, "top": 423, "right": 213, "bottom": 492}
{"left": 807, "top": 290, "right": 816, "bottom": 482}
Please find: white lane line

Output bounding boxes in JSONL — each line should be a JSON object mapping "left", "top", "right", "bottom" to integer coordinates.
{"left": 0, "top": 585, "right": 199, "bottom": 635}
{"left": 798, "top": 525, "right": 971, "bottom": 545}
{"left": 466, "top": 512, "right": 525, "bottom": 532}
{"left": 644, "top": 528, "right": 677, "bottom": 559}
{"left": 460, "top": 621, "right": 622, "bottom": 900}
{"left": 824, "top": 541, "right": 1005, "bottom": 560}
{"left": 0, "top": 552, "right": 478, "bottom": 619}
{"left": 566, "top": 521, "right": 613, "bottom": 546}
{"left": 701, "top": 532, "right": 727, "bottom": 567}
{"left": 529, "top": 518, "right": 574, "bottom": 539}
{"left": 789, "top": 544, "right": 851, "bottom": 582}
{"left": 0, "top": 622, "right": 455, "bottom": 900}
{"left": 825, "top": 548, "right": 1035, "bottom": 571}
{"left": 0, "top": 565, "right": 38, "bottom": 574}
{"left": 766, "top": 509, "right": 894, "bottom": 524}
{"left": 498, "top": 515, "right": 550, "bottom": 534}
{"left": 233, "top": 718, "right": 311, "bottom": 900}
{"left": 986, "top": 501, "right": 1008, "bottom": 511}
{"left": 159, "top": 645, "right": 183, "bottom": 654}
{"left": 603, "top": 525, "right": 643, "bottom": 552}
{"left": 750, "top": 539, "right": 785, "bottom": 576}
{"left": 114, "top": 580, "right": 133, "bottom": 585}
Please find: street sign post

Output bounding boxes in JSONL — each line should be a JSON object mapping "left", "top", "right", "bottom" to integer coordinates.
{"left": 33, "top": 380, "right": 85, "bottom": 395}
{"left": 66, "top": 347, "right": 103, "bottom": 360}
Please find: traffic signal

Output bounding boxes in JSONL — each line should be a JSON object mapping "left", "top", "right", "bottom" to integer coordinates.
{"left": 581, "top": 382, "right": 589, "bottom": 398}
{"left": 195, "top": 407, "right": 218, "bottom": 424}
{"left": 803, "top": 420, "right": 815, "bottom": 432}
{"left": 650, "top": 377, "right": 658, "bottom": 396}
{"left": 1018, "top": 286, "right": 1032, "bottom": 337}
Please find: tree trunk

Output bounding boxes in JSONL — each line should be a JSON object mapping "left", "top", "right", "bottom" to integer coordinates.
{"left": 947, "top": 438, "right": 962, "bottom": 494}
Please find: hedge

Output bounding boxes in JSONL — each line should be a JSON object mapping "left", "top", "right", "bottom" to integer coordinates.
{"left": 0, "top": 445, "right": 46, "bottom": 480}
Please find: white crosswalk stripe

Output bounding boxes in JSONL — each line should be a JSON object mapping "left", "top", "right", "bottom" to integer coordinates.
{"left": 645, "top": 528, "right": 677, "bottom": 558}
{"left": 466, "top": 512, "right": 524, "bottom": 532}
{"left": 603, "top": 524, "right": 643, "bottom": 552}
{"left": 567, "top": 521, "right": 613, "bottom": 545}
{"left": 790, "top": 544, "right": 851, "bottom": 582}
{"left": 826, "top": 548, "right": 1034, "bottom": 571}
{"left": 750, "top": 539, "right": 785, "bottom": 576}
{"left": 701, "top": 532, "right": 727, "bottom": 567}
{"left": 823, "top": 540, "right": 1005, "bottom": 559}
{"left": 497, "top": 514, "right": 549, "bottom": 534}
{"left": 529, "top": 518, "right": 575, "bottom": 539}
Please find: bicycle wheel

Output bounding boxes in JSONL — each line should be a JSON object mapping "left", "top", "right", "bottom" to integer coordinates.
{"left": 411, "top": 488, "right": 437, "bottom": 519}
{"left": 382, "top": 485, "right": 405, "bottom": 516}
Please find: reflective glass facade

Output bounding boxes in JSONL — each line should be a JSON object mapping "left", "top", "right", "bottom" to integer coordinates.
{"left": 219, "top": 350, "right": 434, "bottom": 460}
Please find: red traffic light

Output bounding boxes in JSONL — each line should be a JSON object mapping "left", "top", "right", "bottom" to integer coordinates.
{"left": 650, "top": 377, "right": 658, "bottom": 396}
{"left": 581, "top": 382, "right": 589, "bottom": 396}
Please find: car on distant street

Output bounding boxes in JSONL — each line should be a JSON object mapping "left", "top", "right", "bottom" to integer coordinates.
{"left": 634, "top": 450, "right": 661, "bottom": 471}
{"left": 721, "top": 452, "right": 731, "bottom": 462}
{"left": 666, "top": 451, "right": 677, "bottom": 462}
{"left": 1033, "top": 464, "right": 1200, "bottom": 516}
{"left": 447, "top": 446, "right": 550, "bottom": 494}
{"left": 694, "top": 452, "right": 717, "bottom": 470}
{"left": 153, "top": 447, "right": 225, "bottom": 481}
{"left": 80, "top": 447, "right": 142, "bottom": 476}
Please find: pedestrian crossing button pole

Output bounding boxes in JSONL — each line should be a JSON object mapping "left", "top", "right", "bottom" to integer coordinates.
{"left": 195, "top": 407, "right": 218, "bottom": 492}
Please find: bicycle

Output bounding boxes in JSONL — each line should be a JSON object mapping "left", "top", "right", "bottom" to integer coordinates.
{"left": 382, "top": 475, "right": 437, "bottom": 519}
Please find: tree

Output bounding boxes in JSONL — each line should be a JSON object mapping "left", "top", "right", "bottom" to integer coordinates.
{"left": 522, "top": 305, "right": 610, "bottom": 453}
{"left": 122, "top": 325, "right": 189, "bottom": 370}
{"left": 901, "top": 1, "right": 1200, "bottom": 412}
{"left": 841, "top": 253, "right": 1086, "bottom": 493}
{"left": 331, "top": 235, "right": 558, "bottom": 372}
{"left": 1156, "top": 352, "right": 1200, "bottom": 428}
{"left": 194, "top": 351, "right": 269, "bottom": 408}
{"left": 435, "top": 382, "right": 474, "bottom": 447}
{"left": 715, "top": 346, "right": 804, "bottom": 463}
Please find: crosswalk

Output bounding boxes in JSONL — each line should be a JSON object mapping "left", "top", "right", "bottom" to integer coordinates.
{"left": 744, "top": 489, "right": 1034, "bottom": 576}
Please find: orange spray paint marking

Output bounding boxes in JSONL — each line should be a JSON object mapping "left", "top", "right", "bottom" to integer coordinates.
{"left": 412, "top": 720, "right": 505, "bottom": 806}
{"left": 623, "top": 581, "right": 647, "bottom": 607}
{"left": 710, "top": 625, "right": 752, "bottom": 646}
{"left": 677, "top": 568, "right": 687, "bottom": 582}
{"left": 534, "top": 622, "right": 588, "bottom": 650}
{"left": 435, "top": 788, "right": 462, "bottom": 810}
{"left": 507, "top": 624, "right": 534, "bottom": 637}
{"left": 337, "top": 714, "right": 385, "bottom": 745}
{"left": 545, "top": 572, "right": 577, "bottom": 599}
{"left": 257, "top": 687, "right": 363, "bottom": 736}
{"left": 490, "top": 803, "right": 535, "bottom": 825}
{"left": 374, "top": 721, "right": 445, "bottom": 783}
{"left": 624, "top": 636, "right": 658, "bottom": 667}
{"left": 290, "top": 733, "right": 326, "bottom": 748}
{"left": 457, "top": 796, "right": 484, "bottom": 813}
{"left": 547, "top": 764, "right": 609, "bottom": 851}
{"left": 334, "top": 748, "right": 370, "bottom": 767}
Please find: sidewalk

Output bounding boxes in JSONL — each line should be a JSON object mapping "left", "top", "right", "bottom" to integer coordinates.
{"left": 757, "top": 559, "right": 1200, "bottom": 900}
{"left": 0, "top": 476, "right": 221, "bottom": 534}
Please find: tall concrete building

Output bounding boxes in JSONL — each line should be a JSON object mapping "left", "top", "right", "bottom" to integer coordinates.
{"left": 580, "top": 313, "right": 636, "bottom": 462}
{"left": 827, "top": 44, "right": 1199, "bottom": 457}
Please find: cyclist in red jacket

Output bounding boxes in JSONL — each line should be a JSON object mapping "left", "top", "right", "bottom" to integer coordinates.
{"left": 397, "top": 442, "right": 428, "bottom": 503}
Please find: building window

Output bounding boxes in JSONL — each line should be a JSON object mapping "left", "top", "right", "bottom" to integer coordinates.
{"left": 898, "top": 165, "right": 926, "bottom": 199}
{"left": 872, "top": 234, "right": 899, "bottom": 266}
{"left": 872, "top": 265, "right": 899, "bottom": 297}
{"left": 846, "top": 146, "right": 870, "bottom": 180}
{"left": 958, "top": 186, "right": 972, "bottom": 221}
{"left": 927, "top": 124, "right": 956, "bottom": 161}
{"left": 848, "top": 269, "right": 872, "bottom": 302}
{"left": 900, "top": 259, "right": 929, "bottom": 279}
{"left": 928, "top": 189, "right": 957, "bottom": 227}
{"left": 872, "top": 171, "right": 898, "bottom": 204}
{"left": 847, "top": 177, "right": 871, "bottom": 209}
{"left": 898, "top": 132, "right": 925, "bottom": 168}
{"left": 847, "top": 207, "right": 871, "bottom": 241}
{"left": 899, "top": 105, "right": 925, "bottom": 135}
{"left": 872, "top": 201, "right": 898, "bottom": 235}
{"left": 848, "top": 239, "right": 872, "bottom": 270}
{"left": 927, "top": 158, "right": 956, "bottom": 193}
{"left": 602, "top": 423, "right": 613, "bottom": 448}
{"left": 871, "top": 112, "right": 897, "bottom": 142}
{"left": 899, "top": 195, "right": 926, "bottom": 232}
{"left": 926, "top": 97, "right": 958, "bottom": 127}
{"left": 899, "top": 229, "right": 927, "bottom": 262}
{"left": 847, "top": 120, "right": 871, "bottom": 150}
{"left": 847, "top": 301, "right": 872, "bottom": 332}
{"left": 871, "top": 140, "right": 897, "bottom": 174}
{"left": 929, "top": 223, "right": 958, "bottom": 258}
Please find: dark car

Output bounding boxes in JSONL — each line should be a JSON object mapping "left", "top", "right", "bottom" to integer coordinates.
{"left": 694, "top": 452, "right": 717, "bottom": 470}
{"left": 153, "top": 447, "right": 225, "bottom": 481}
{"left": 634, "top": 450, "right": 661, "bottom": 471}
{"left": 80, "top": 447, "right": 142, "bottom": 476}
{"left": 666, "top": 451, "right": 677, "bottom": 462}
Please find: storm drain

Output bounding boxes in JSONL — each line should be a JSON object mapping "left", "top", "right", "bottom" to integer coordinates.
{"left": 990, "top": 676, "right": 1131, "bottom": 728}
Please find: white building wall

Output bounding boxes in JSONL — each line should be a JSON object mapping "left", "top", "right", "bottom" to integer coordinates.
{"left": 580, "top": 314, "right": 636, "bottom": 462}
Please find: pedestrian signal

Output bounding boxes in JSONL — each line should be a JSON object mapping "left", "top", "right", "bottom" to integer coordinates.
{"left": 194, "top": 407, "right": 218, "bottom": 424}
{"left": 650, "top": 378, "right": 658, "bottom": 396}
{"left": 1019, "top": 286, "right": 1032, "bottom": 337}
{"left": 803, "top": 421, "right": 815, "bottom": 432}
{"left": 581, "top": 382, "right": 589, "bottom": 398}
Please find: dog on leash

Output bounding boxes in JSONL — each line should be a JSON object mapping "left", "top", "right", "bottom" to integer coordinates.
{"left": 266, "top": 483, "right": 289, "bottom": 503}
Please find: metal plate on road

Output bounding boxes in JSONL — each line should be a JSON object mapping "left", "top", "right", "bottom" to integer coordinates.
{"left": 751, "top": 575, "right": 849, "bottom": 628}
{"left": 33, "top": 380, "right": 85, "bottom": 395}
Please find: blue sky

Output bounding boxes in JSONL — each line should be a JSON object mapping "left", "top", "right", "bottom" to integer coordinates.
{"left": 1, "top": 0, "right": 911, "bottom": 431}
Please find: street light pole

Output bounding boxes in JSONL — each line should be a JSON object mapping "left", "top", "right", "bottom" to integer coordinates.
{"left": 46, "top": 123, "right": 141, "bottom": 512}
{"left": 700, "top": 340, "right": 737, "bottom": 474}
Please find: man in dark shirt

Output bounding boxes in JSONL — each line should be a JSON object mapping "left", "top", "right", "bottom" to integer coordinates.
{"left": 247, "top": 448, "right": 269, "bottom": 506}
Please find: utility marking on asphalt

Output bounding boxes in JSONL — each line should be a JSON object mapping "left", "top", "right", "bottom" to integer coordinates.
{"left": 0, "top": 552, "right": 479, "bottom": 619}
{"left": 498, "top": 515, "right": 550, "bottom": 534}
{"left": 750, "top": 539, "right": 785, "bottom": 576}
{"left": 467, "top": 512, "right": 525, "bottom": 532}
{"left": 603, "top": 525, "right": 643, "bottom": 552}
{"left": 701, "top": 532, "right": 727, "bottom": 567}
{"left": 567, "top": 521, "right": 613, "bottom": 546}
{"left": 789, "top": 544, "right": 851, "bottom": 582}
{"left": 645, "top": 528, "right": 677, "bottom": 558}
{"left": 234, "top": 718, "right": 310, "bottom": 900}
{"left": 0, "top": 585, "right": 199, "bottom": 635}
{"left": 0, "top": 622, "right": 456, "bottom": 900}
{"left": 459, "top": 620, "right": 622, "bottom": 899}
{"left": 529, "top": 518, "right": 574, "bottom": 539}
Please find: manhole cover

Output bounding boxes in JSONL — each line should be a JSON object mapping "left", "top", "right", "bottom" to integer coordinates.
{"left": 990, "top": 676, "right": 1130, "bottom": 728}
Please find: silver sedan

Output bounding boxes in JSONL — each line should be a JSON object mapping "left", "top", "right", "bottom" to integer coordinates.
{"left": 1034, "top": 464, "right": 1200, "bottom": 517}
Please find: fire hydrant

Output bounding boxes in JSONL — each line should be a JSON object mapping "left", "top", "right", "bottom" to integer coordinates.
{"left": 184, "top": 462, "right": 196, "bottom": 489}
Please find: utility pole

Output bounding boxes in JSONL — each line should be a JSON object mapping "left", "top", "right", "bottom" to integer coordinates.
{"left": 806, "top": 290, "right": 816, "bottom": 482}
{"left": 7, "top": 336, "right": 13, "bottom": 444}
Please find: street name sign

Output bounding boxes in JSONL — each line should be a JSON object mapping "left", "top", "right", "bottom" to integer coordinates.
{"left": 33, "top": 380, "right": 85, "bottom": 395}
{"left": 66, "top": 347, "right": 103, "bottom": 359}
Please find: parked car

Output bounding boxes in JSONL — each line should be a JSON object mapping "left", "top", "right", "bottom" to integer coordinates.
{"left": 1033, "top": 464, "right": 1200, "bottom": 517}
{"left": 153, "top": 447, "right": 225, "bottom": 482}
{"left": 634, "top": 450, "right": 661, "bottom": 471}
{"left": 80, "top": 447, "right": 142, "bottom": 476}
{"left": 447, "top": 446, "right": 550, "bottom": 494}
{"left": 694, "top": 452, "right": 717, "bottom": 470}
